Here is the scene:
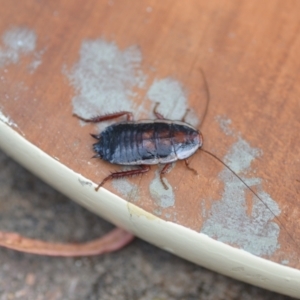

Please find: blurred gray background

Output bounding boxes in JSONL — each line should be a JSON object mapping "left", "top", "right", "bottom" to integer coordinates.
{"left": 0, "top": 150, "right": 295, "bottom": 300}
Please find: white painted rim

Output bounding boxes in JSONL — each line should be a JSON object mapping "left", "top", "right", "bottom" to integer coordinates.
{"left": 0, "top": 120, "right": 299, "bottom": 298}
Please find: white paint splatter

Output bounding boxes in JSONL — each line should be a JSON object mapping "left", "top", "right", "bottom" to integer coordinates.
{"left": 66, "top": 38, "right": 146, "bottom": 124}
{"left": 149, "top": 168, "right": 175, "bottom": 208}
{"left": 0, "top": 27, "right": 42, "bottom": 112}
{"left": 165, "top": 213, "right": 171, "bottom": 219}
{"left": 202, "top": 134, "right": 281, "bottom": 256}
{"left": 28, "top": 48, "right": 45, "bottom": 73}
{"left": 0, "top": 27, "right": 36, "bottom": 67}
{"left": 225, "top": 137, "right": 263, "bottom": 173}
{"left": 147, "top": 78, "right": 196, "bottom": 124}
{"left": 215, "top": 115, "right": 234, "bottom": 136}
{"left": 112, "top": 177, "right": 139, "bottom": 202}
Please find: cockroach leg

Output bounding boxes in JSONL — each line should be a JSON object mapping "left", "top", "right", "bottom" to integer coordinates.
{"left": 90, "top": 133, "right": 101, "bottom": 139}
{"left": 181, "top": 108, "right": 190, "bottom": 122}
{"left": 160, "top": 163, "right": 172, "bottom": 190}
{"left": 95, "top": 165, "right": 151, "bottom": 191}
{"left": 74, "top": 111, "right": 134, "bottom": 123}
{"left": 184, "top": 159, "right": 198, "bottom": 175}
{"left": 153, "top": 102, "right": 165, "bottom": 120}
{"left": 154, "top": 102, "right": 191, "bottom": 122}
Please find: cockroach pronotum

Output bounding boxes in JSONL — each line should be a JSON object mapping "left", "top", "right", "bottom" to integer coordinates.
{"left": 74, "top": 70, "right": 297, "bottom": 249}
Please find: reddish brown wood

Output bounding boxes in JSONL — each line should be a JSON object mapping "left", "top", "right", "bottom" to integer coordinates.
{"left": 96, "top": 165, "right": 151, "bottom": 191}
{"left": 0, "top": 0, "right": 300, "bottom": 268}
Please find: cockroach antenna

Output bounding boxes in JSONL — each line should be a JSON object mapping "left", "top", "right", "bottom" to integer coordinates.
{"left": 197, "top": 69, "right": 298, "bottom": 249}
{"left": 198, "top": 68, "right": 210, "bottom": 129}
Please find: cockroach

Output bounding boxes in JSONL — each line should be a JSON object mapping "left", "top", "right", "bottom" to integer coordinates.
{"left": 74, "top": 103, "right": 201, "bottom": 191}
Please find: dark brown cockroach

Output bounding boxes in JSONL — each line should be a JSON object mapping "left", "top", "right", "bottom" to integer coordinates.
{"left": 74, "top": 103, "right": 201, "bottom": 190}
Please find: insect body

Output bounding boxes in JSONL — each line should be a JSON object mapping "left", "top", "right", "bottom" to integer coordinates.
{"left": 75, "top": 105, "right": 201, "bottom": 190}
{"left": 93, "top": 120, "right": 202, "bottom": 165}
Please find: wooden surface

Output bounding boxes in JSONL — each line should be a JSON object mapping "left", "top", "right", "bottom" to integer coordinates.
{"left": 0, "top": 0, "right": 300, "bottom": 274}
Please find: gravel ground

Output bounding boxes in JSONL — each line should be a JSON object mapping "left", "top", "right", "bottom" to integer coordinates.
{"left": 0, "top": 150, "right": 295, "bottom": 300}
